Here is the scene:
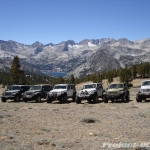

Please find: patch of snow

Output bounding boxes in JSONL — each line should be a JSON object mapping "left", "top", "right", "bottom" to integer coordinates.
{"left": 68, "top": 44, "right": 83, "bottom": 49}
{"left": 49, "top": 45, "right": 53, "bottom": 48}
{"left": 88, "top": 42, "right": 96, "bottom": 47}
{"left": 45, "top": 45, "right": 53, "bottom": 49}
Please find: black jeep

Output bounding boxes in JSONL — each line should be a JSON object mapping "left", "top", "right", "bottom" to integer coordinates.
{"left": 1, "top": 85, "right": 30, "bottom": 102}
{"left": 22, "top": 84, "right": 53, "bottom": 102}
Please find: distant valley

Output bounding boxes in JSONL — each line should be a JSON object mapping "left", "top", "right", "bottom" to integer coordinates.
{"left": 0, "top": 38, "right": 150, "bottom": 77}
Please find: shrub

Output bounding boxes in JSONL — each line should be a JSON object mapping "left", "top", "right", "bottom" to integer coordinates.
{"left": 80, "top": 117, "right": 100, "bottom": 123}
{"left": 36, "top": 138, "right": 51, "bottom": 145}
{"left": 128, "top": 83, "right": 133, "bottom": 88}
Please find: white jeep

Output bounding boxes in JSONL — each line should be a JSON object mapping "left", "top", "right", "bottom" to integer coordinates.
{"left": 75, "top": 83, "right": 104, "bottom": 104}
{"left": 136, "top": 80, "right": 150, "bottom": 102}
{"left": 46, "top": 84, "right": 76, "bottom": 103}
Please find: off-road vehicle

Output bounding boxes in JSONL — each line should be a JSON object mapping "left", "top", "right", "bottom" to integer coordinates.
{"left": 103, "top": 82, "right": 129, "bottom": 103}
{"left": 22, "top": 84, "right": 53, "bottom": 102}
{"left": 1, "top": 85, "right": 30, "bottom": 102}
{"left": 75, "top": 83, "right": 104, "bottom": 104}
{"left": 46, "top": 84, "right": 76, "bottom": 103}
{"left": 136, "top": 80, "right": 150, "bottom": 102}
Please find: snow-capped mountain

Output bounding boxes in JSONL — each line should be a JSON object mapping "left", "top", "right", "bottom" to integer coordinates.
{"left": 0, "top": 38, "right": 150, "bottom": 77}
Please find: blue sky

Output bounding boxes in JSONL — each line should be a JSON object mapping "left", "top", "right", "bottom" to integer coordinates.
{"left": 0, "top": 0, "right": 150, "bottom": 45}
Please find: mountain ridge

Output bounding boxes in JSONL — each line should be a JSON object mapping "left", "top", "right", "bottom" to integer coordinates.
{"left": 0, "top": 38, "right": 150, "bottom": 77}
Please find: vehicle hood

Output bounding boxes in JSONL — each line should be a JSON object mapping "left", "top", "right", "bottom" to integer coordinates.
{"left": 5, "top": 90, "right": 20, "bottom": 93}
{"left": 50, "top": 89, "right": 67, "bottom": 93}
{"left": 26, "top": 90, "right": 41, "bottom": 93}
{"left": 107, "top": 88, "right": 124, "bottom": 92}
{"left": 79, "top": 88, "right": 96, "bottom": 93}
{"left": 141, "top": 86, "right": 150, "bottom": 89}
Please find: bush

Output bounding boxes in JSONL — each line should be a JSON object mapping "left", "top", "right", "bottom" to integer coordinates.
{"left": 80, "top": 117, "right": 100, "bottom": 123}
{"left": 36, "top": 138, "right": 51, "bottom": 145}
{"left": 128, "top": 83, "right": 133, "bottom": 88}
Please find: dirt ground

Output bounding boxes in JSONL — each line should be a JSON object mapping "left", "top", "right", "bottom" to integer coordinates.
{"left": 0, "top": 79, "right": 150, "bottom": 150}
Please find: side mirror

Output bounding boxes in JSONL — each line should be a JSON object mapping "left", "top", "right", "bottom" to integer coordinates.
{"left": 106, "top": 88, "right": 108, "bottom": 90}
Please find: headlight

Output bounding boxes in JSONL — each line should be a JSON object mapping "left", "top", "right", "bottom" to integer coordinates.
{"left": 118, "top": 91, "right": 124, "bottom": 94}
{"left": 140, "top": 89, "right": 143, "bottom": 93}
{"left": 12, "top": 92, "right": 17, "bottom": 95}
{"left": 77, "top": 92, "right": 81, "bottom": 96}
{"left": 89, "top": 91, "right": 94, "bottom": 95}
{"left": 23, "top": 92, "right": 26, "bottom": 96}
{"left": 49, "top": 92, "right": 52, "bottom": 95}
{"left": 57, "top": 91, "right": 63, "bottom": 96}
{"left": 79, "top": 92, "right": 83, "bottom": 96}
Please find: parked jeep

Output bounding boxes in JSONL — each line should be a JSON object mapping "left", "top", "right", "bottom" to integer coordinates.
{"left": 46, "top": 84, "right": 76, "bottom": 103}
{"left": 136, "top": 80, "right": 150, "bottom": 102}
{"left": 22, "top": 84, "right": 53, "bottom": 102}
{"left": 103, "top": 82, "right": 129, "bottom": 103}
{"left": 75, "top": 83, "right": 104, "bottom": 104}
{"left": 1, "top": 85, "right": 30, "bottom": 102}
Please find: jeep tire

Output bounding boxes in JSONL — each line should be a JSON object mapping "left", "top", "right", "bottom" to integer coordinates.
{"left": 15, "top": 95, "right": 20, "bottom": 102}
{"left": 103, "top": 95, "right": 108, "bottom": 103}
{"left": 126, "top": 91, "right": 130, "bottom": 102}
{"left": 1, "top": 98, "right": 6, "bottom": 102}
{"left": 36, "top": 95, "right": 41, "bottom": 103}
{"left": 93, "top": 94, "right": 98, "bottom": 103}
{"left": 23, "top": 98, "right": 27, "bottom": 102}
{"left": 62, "top": 94, "right": 67, "bottom": 103}
{"left": 121, "top": 94, "right": 125, "bottom": 103}
{"left": 46, "top": 95, "right": 52, "bottom": 103}
{"left": 136, "top": 95, "right": 142, "bottom": 102}
{"left": 72, "top": 93, "right": 76, "bottom": 102}
{"left": 75, "top": 96, "right": 81, "bottom": 104}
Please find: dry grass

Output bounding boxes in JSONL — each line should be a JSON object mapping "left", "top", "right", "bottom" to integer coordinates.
{"left": 0, "top": 78, "right": 150, "bottom": 149}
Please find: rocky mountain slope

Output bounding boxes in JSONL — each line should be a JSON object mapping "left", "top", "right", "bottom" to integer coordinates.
{"left": 0, "top": 38, "right": 150, "bottom": 77}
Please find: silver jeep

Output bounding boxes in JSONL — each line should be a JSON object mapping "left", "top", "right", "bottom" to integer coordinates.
{"left": 136, "top": 80, "right": 150, "bottom": 102}
{"left": 46, "top": 84, "right": 76, "bottom": 103}
{"left": 75, "top": 83, "right": 104, "bottom": 104}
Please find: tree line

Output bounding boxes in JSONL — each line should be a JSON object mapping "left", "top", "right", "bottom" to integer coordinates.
{"left": 0, "top": 56, "right": 77, "bottom": 87}
{"left": 77, "top": 62, "right": 150, "bottom": 86}
{"left": 0, "top": 56, "right": 54, "bottom": 88}
{"left": 1, "top": 56, "right": 150, "bottom": 88}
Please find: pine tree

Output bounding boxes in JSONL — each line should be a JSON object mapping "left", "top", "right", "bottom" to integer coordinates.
{"left": 10, "top": 56, "right": 26, "bottom": 85}
{"left": 70, "top": 74, "right": 75, "bottom": 84}
{"left": 107, "top": 72, "right": 113, "bottom": 83}
{"left": 138, "top": 62, "right": 144, "bottom": 78}
{"left": 119, "top": 67, "right": 132, "bottom": 86}
{"left": 131, "top": 64, "right": 137, "bottom": 79}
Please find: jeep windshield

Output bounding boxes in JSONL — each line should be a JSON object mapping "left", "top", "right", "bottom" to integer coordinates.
{"left": 142, "top": 81, "right": 150, "bottom": 86}
{"left": 83, "top": 84, "right": 96, "bottom": 89}
{"left": 29, "top": 86, "right": 42, "bottom": 90}
{"left": 9, "top": 86, "right": 21, "bottom": 91}
{"left": 54, "top": 86, "right": 67, "bottom": 89}
{"left": 109, "top": 84, "right": 123, "bottom": 89}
